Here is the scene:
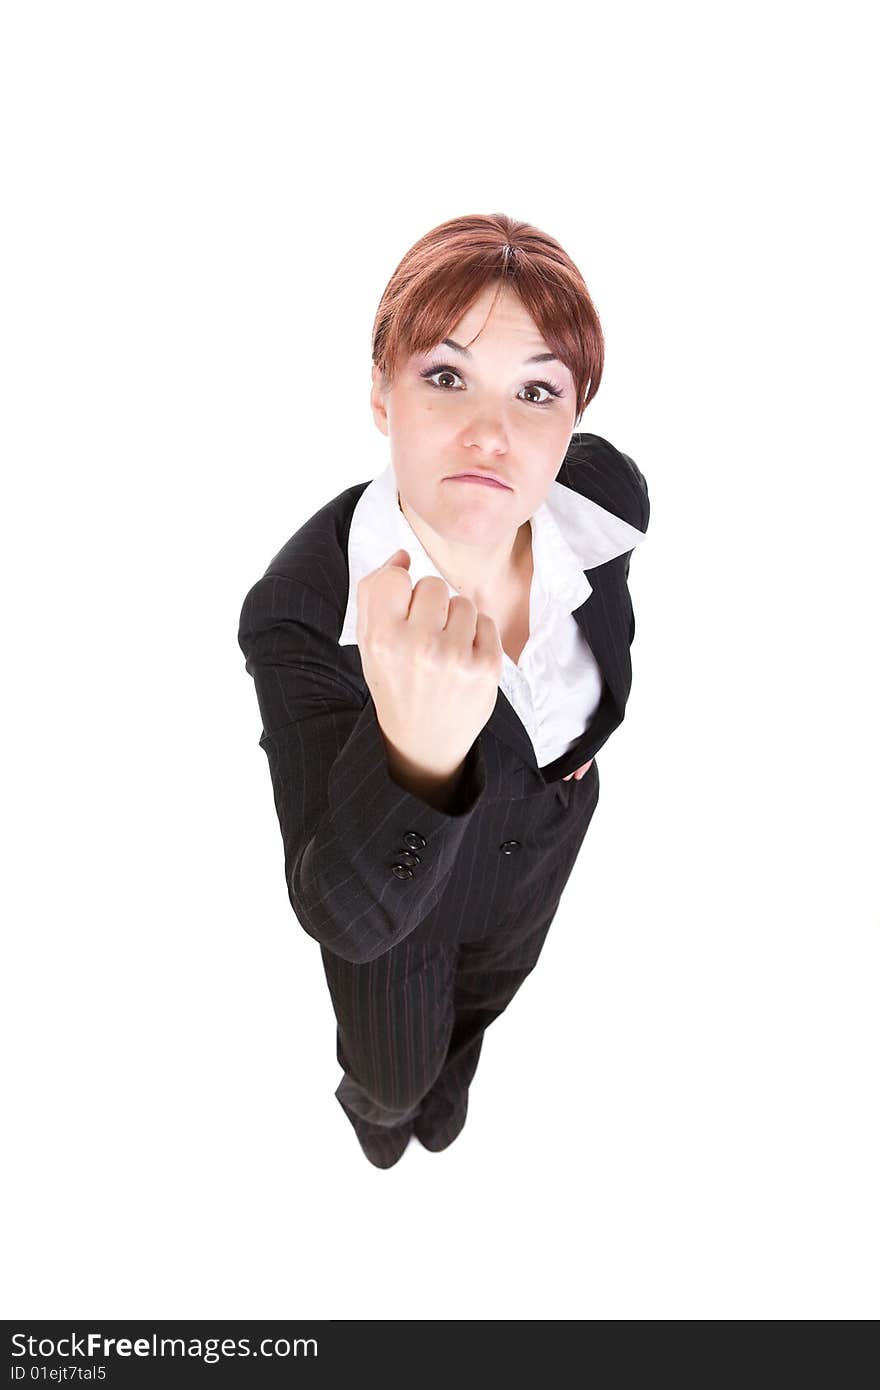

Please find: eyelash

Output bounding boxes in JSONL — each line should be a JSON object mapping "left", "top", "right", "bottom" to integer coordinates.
{"left": 418, "top": 361, "right": 565, "bottom": 408}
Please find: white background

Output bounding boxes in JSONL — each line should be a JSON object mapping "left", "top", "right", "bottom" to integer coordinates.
{"left": 2, "top": 0, "right": 877, "bottom": 1320}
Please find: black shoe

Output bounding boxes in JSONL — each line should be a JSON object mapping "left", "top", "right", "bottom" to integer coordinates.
{"left": 355, "top": 1124, "right": 414, "bottom": 1168}
{"left": 414, "top": 1104, "right": 467, "bottom": 1152}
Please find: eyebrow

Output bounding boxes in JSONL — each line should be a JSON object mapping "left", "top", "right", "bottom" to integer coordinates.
{"left": 441, "top": 337, "right": 559, "bottom": 365}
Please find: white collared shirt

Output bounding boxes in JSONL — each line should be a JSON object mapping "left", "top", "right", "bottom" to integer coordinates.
{"left": 338, "top": 461, "right": 646, "bottom": 768}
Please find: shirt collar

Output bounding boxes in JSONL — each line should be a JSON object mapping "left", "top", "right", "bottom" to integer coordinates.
{"left": 338, "top": 459, "right": 645, "bottom": 647}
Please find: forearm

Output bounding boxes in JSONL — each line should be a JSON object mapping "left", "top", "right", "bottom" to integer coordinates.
{"left": 382, "top": 741, "right": 469, "bottom": 815}
{"left": 264, "top": 697, "right": 486, "bottom": 963}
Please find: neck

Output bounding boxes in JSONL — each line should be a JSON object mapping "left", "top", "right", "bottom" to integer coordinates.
{"left": 398, "top": 490, "right": 532, "bottom": 608}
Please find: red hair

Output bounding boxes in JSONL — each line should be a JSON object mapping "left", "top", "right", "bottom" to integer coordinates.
{"left": 371, "top": 212, "right": 604, "bottom": 424}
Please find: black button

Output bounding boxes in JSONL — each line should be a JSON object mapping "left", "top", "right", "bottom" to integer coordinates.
{"left": 391, "top": 863, "right": 414, "bottom": 879}
{"left": 396, "top": 851, "right": 421, "bottom": 867}
{"left": 402, "top": 831, "right": 426, "bottom": 850}
{"left": 499, "top": 840, "right": 521, "bottom": 855}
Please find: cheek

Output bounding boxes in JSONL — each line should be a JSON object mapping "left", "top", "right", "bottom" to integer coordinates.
{"left": 524, "top": 462, "right": 564, "bottom": 508}
{"left": 392, "top": 383, "right": 449, "bottom": 435}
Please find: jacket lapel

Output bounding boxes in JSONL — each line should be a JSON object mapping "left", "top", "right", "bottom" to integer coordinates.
{"left": 484, "top": 551, "right": 633, "bottom": 779}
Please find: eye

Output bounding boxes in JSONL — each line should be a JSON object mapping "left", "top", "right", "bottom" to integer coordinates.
{"left": 520, "top": 382, "right": 560, "bottom": 406}
{"left": 418, "top": 362, "right": 565, "bottom": 408}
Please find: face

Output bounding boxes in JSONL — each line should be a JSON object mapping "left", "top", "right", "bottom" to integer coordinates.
{"left": 370, "top": 283, "right": 578, "bottom": 550}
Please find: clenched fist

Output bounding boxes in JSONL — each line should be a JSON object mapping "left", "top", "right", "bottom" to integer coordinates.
{"left": 357, "top": 548, "right": 504, "bottom": 800}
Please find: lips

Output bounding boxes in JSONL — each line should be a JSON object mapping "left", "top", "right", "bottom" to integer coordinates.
{"left": 447, "top": 472, "right": 512, "bottom": 490}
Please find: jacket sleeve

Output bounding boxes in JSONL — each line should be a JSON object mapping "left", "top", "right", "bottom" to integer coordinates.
{"left": 237, "top": 572, "right": 489, "bottom": 964}
{"left": 618, "top": 448, "right": 650, "bottom": 532}
{"left": 621, "top": 453, "right": 650, "bottom": 580}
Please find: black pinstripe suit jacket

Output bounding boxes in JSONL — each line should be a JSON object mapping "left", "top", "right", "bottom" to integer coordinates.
{"left": 237, "top": 432, "right": 650, "bottom": 965}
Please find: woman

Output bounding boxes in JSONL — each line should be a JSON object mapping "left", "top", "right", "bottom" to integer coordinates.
{"left": 237, "top": 212, "right": 650, "bottom": 1167}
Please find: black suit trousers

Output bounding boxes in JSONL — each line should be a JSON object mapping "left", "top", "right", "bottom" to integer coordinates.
{"left": 319, "top": 765, "right": 600, "bottom": 1167}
